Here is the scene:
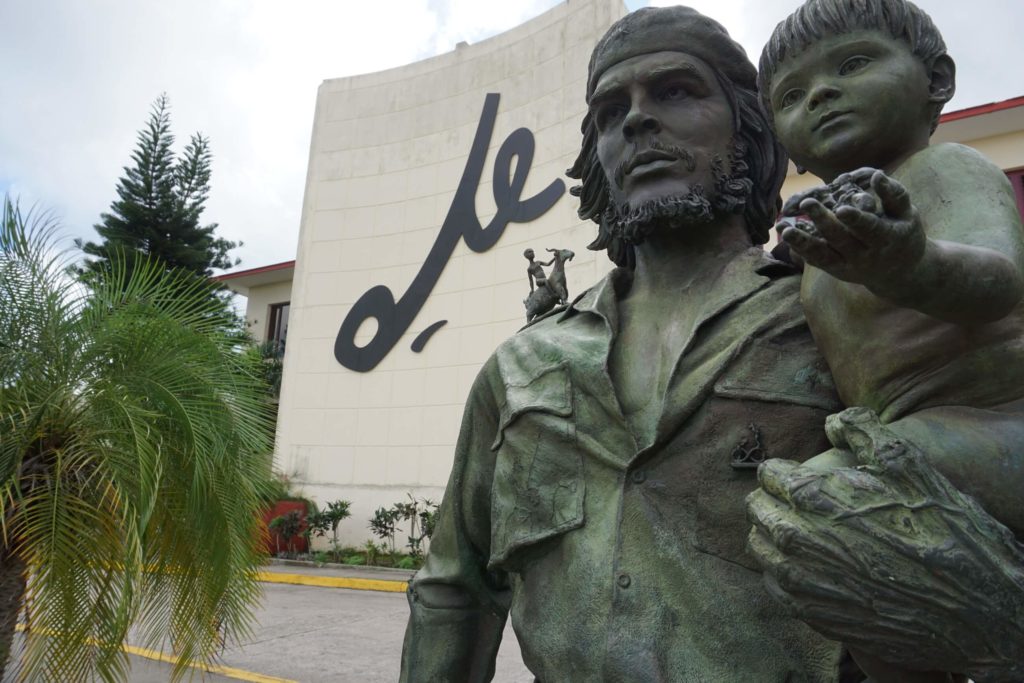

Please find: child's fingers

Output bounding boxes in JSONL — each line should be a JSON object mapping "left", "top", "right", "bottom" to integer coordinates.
{"left": 782, "top": 185, "right": 834, "bottom": 216}
{"left": 845, "top": 167, "right": 878, "bottom": 189}
{"left": 782, "top": 189, "right": 814, "bottom": 216}
{"left": 782, "top": 225, "right": 842, "bottom": 268}
{"left": 800, "top": 198, "right": 866, "bottom": 254}
{"left": 850, "top": 192, "right": 879, "bottom": 214}
{"left": 835, "top": 205, "right": 884, "bottom": 242}
{"left": 872, "top": 171, "right": 912, "bottom": 217}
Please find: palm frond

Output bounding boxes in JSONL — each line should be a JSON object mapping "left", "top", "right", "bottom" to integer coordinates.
{"left": 0, "top": 196, "right": 275, "bottom": 681}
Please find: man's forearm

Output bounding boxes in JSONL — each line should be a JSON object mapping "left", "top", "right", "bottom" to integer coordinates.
{"left": 400, "top": 357, "right": 510, "bottom": 681}
{"left": 401, "top": 584, "right": 506, "bottom": 682}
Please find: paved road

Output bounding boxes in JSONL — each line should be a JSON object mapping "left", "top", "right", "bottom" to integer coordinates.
{"left": 110, "top": 582, "right": 531, "bottom": 682}
{"left": 4, "top": 566, "right": 535, "bottom": 682}
{"left": 208, "top": 582, "right": 532, "bottom": 682}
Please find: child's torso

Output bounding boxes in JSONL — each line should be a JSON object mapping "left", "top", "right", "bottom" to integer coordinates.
{"left": 801, "top": 144, "right": 1024, "bottom": 421}
{"left": 802, "top": 266, "right": 1024, "bottom": 421}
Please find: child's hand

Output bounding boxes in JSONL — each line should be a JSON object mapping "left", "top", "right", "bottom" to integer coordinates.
{"left": 780, "top": 183, "right": 837, "bottom": 219}
{"left": 780, "top": 169, "right": 926, "bottom": 292}
{"left": 780, "top": 168, "right": 878, "bottom": 217}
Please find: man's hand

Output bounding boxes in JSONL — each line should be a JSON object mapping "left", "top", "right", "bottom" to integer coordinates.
{"left": 746, "top": 408, "right": 1024, "bottom": 683}
{"left": 778, "top": 169, "right": 927, "bottom": 295}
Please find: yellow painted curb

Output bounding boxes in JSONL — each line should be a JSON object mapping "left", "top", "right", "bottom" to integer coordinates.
{"left": 257, "top": 570, "right": 408, "bottom": 593}
{"left": 15, "top": 625, "right": 297, "bottom": 683}
{"left": 122, "top": 643, "right": 298, "bottom": 683}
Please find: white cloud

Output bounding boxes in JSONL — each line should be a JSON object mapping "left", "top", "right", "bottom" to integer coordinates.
{"left": 1, "top": 0, "right": 1021, "bottom": 271}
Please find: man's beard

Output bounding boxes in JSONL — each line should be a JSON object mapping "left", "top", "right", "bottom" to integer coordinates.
{"left": 601, "top": 142, "right": 753, "bottom": 246}
{"left": 603, "top": 188, "right": 716, "bottom": 243}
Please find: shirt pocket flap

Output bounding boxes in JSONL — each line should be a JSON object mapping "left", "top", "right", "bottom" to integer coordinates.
{"left": 492, "top": 361, "right": 573, "bottom": 451}
{"left": 713, "top": 336, "right": 841, "bottom": 412}
{"left": 487, "top": 362, "right": 582, "bottom": 570}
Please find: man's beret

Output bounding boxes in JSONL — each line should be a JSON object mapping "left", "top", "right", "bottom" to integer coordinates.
{"left": 587, "top": 6, "right": 757, "bottom": 102}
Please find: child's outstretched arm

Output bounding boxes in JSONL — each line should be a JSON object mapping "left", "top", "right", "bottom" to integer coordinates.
{"left": 781, "top": 151, "right": 1024, "bottom": 325}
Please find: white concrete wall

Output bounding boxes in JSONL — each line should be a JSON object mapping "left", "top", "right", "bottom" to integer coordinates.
{"left": 279, "top": 0, "right": 626, "bottom": 546}
{"left": 960, "top": 130, "right": 1024, "bottom": 172}
{"left": 278, "top": 0, "right": 1024, "bottom": 549}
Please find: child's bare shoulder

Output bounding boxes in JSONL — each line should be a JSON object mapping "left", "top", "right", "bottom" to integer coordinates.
{"left": 896, "top": 143, "right": 1021, "bottom": 245}
{"left": 898, "top": 143, "right": 1006, "bottom": 187}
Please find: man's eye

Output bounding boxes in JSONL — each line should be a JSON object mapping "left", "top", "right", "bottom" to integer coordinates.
{"left": 596, "top": 104, "right": 626, "bottom": 127}
{"left": 660, "top": 84, "right": 687, "bottom": 101}
{"left": 779, "top": 89, "right": 803, "bottom": 109}
{"left": 839, "top": 56, "right": 870, "bottom": 75}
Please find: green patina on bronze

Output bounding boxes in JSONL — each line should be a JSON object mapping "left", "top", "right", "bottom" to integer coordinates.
{"left": 523, "top": 247, "right": 575, "bottom": 323}
{"left": 401, "top": 3, "right": 1024, "bottom": 681}
{"left": 749, "top": 1, "right": 1024, "bottom": 681}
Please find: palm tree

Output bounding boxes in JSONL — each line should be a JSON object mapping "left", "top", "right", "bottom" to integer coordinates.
{"left": 0, "top": 197, "right": 274, "bottom": 681}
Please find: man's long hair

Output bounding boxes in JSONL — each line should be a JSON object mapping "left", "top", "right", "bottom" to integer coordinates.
{"left": 567, "top": 67, "right": 787, "bottom": 268}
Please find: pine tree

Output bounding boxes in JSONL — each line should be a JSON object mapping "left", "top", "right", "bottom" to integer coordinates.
{"left": 77, "top": 94, "right": 239, "bottom": 281}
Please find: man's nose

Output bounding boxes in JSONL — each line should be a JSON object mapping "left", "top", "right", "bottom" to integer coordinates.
{"left": 806, "top": 81, "right": 841, "bottom": 112}
{"left": 622, "top": 105, "right": 661, "bottom": 139}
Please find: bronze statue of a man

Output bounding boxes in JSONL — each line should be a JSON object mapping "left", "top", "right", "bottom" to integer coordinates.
{"left": 401, "top": 7, "right": 850, "bottom": 680}
{"left": 401, "top": 4, "right": 1024, "bottom": 681}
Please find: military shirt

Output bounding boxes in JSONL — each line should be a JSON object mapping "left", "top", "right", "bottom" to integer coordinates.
{"left": 401, "top": 248, "right": 846, "bottom": 682}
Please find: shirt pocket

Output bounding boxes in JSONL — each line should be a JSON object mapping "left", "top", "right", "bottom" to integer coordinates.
{"left": 487, "top": 361, "right": 584, "bottom": 571}
{"left": 693, "top": 336, "right": 840, "bottom": 570}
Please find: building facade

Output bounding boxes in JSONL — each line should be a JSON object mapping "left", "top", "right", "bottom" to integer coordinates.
{"left": 221, "top": 0, "right": 1024, "bottom": 546}
{"left": 255, "top": 0, "right": 624, "bottom": 545}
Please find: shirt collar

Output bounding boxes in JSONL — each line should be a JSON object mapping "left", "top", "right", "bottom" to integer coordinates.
{"left": 562, "top": 247, "right": 795, "bottom": 325}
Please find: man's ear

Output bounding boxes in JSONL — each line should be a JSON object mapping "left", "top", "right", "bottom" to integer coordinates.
{"left": 928, "top": 54, "right": 956, "bottom": 105}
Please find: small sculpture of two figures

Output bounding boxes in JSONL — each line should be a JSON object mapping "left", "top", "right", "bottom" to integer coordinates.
{"left": 523, "top": 247, "right": 574, "bottom": 323}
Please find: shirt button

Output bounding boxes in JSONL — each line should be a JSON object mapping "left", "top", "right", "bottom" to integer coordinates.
{"left": 617, "top": 573, "right": 631, "bottom": 588}
{"left": 630, "top": 470, "right": 646, "bottom": 484}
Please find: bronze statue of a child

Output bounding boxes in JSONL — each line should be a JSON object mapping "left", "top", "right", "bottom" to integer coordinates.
{"left": 523, "top": 247, "right": 553, "bottom": 294}
{"left": 758, "top": 1, "right": 1024, "bottom": 678}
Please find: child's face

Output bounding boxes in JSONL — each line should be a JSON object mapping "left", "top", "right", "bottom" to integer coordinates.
{"left": 768, "top": 30, "right": 934, "bottom": 181}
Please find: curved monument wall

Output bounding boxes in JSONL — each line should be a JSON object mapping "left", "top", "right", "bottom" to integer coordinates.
{"left": 279, "top": 0, "right": 625, "bottom": 545}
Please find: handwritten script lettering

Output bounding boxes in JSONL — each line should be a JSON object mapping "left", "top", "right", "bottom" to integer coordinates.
{"left": 334, "top": 93, "right": 565, "bottom": 372}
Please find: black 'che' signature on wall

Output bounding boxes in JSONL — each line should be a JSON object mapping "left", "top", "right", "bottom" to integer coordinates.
{"left": 333, "top": 93, "right": 566, "bottom": 372}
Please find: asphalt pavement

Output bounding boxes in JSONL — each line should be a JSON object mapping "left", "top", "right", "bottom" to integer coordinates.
{"left": 3, "top": 563, "right": 535, "bottom": 682}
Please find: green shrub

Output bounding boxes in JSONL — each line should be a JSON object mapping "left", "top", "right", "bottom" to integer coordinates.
{"left": 268, "top": 510, "right": 303, "bottom": 555}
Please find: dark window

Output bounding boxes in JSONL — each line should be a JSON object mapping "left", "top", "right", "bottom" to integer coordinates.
{"left": 1008, "top": 169, "right": 1024, "bottom": 220}
{"left": 267, "top": 302, "right": 290, "bottom": 351}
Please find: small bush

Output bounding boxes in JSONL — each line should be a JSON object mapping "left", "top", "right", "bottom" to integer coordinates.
{"left": 364, "top": 540, "right": 382, "bottom": 566}
{"left": 369, "top": 507, "right": 400, "bottom": 555}
{"left": 344, "top": 555, "right": 365, "bottom": 566}
{"left": 369, "top": 494, "right": 440, "bottom": 560}
{"left": 268, "top": 510, "right": 304, "bottom": 555}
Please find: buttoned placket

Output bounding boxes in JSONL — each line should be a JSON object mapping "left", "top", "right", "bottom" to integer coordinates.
{"left": 558, "top": 253, "right": 783, "bottom": 679}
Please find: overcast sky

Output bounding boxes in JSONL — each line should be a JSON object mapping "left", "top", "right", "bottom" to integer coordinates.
{"left": 3, "top": 0, "right": 1022, "bottom": 272}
